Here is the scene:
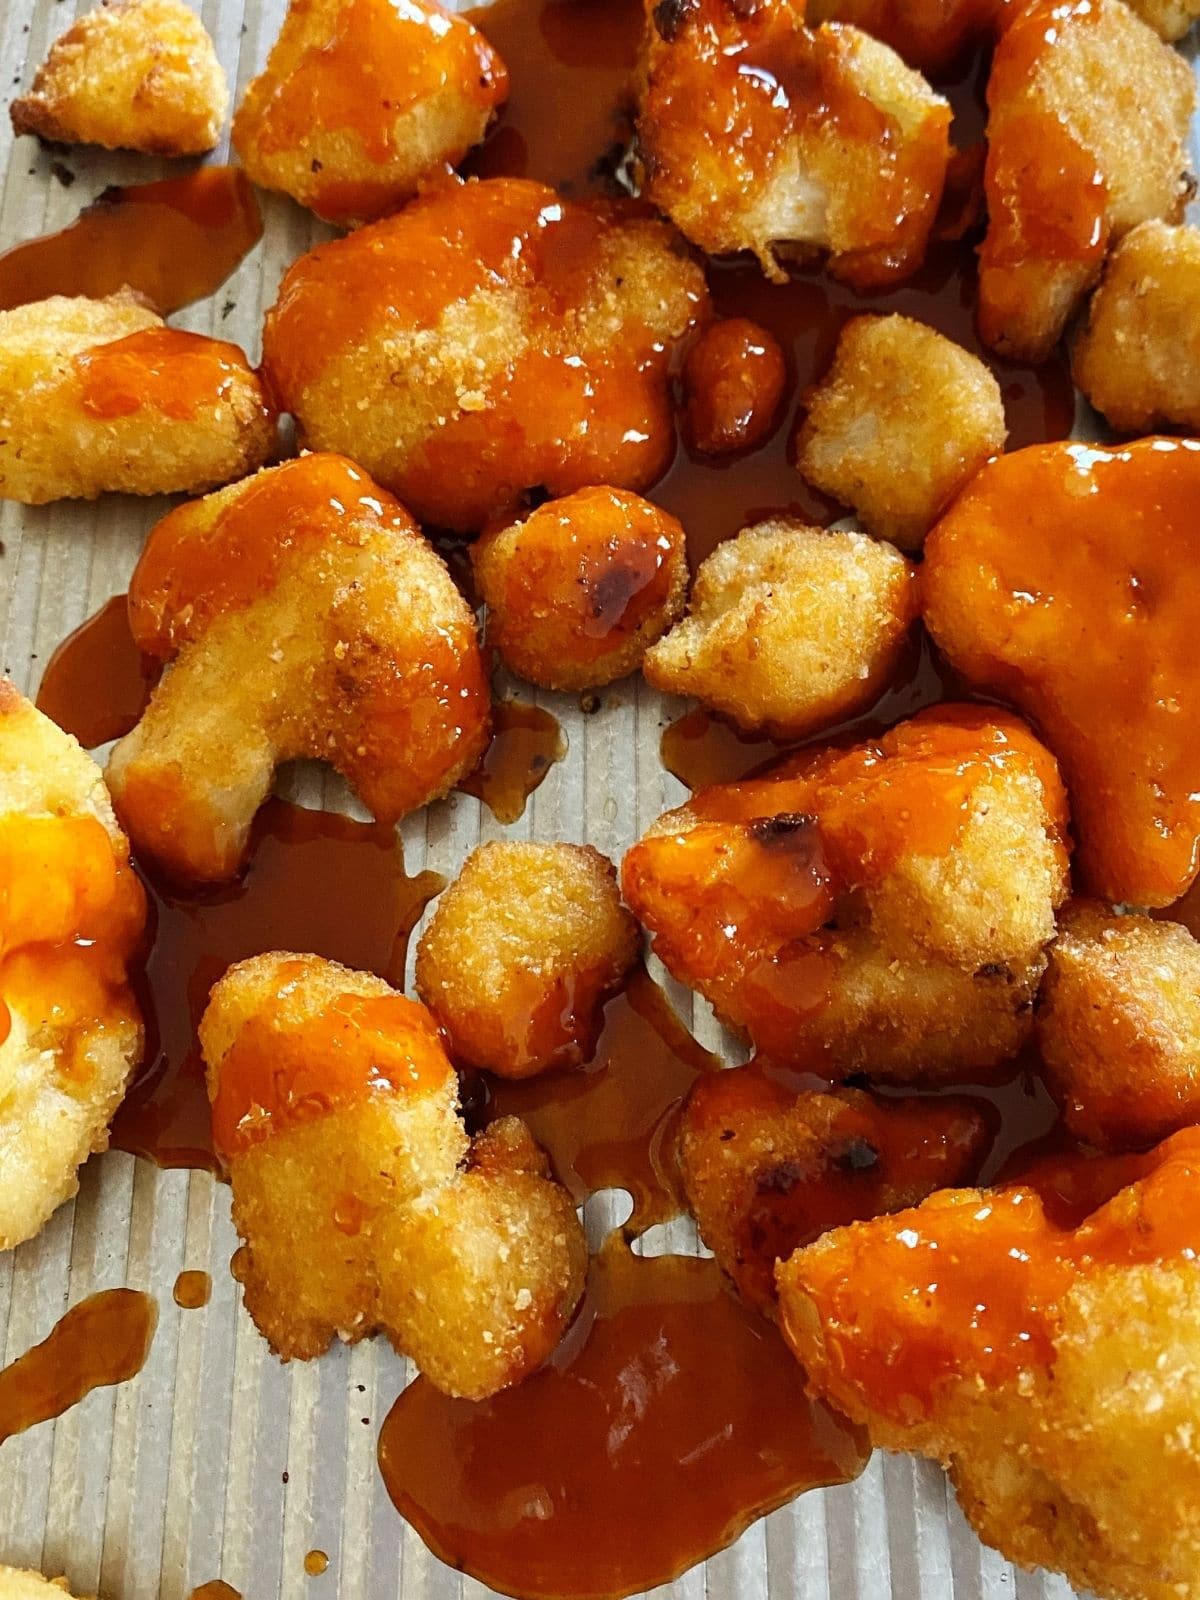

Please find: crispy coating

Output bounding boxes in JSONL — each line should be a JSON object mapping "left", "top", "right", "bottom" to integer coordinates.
{"left": 107, "top": 453, "right": 489, "bottom": 882}
{"left": 202, "top": 952, "right": 586, "bottom": 1397}
{"left": 0, "top": 1574, "right": 84, "bottom": 1600}
{"left": 1072, "top": 220, "right": 1200, "bottom": 433}
{"left": 637, "top": 0, "right": 951, "bottom": 288}
{"left": 415, "top": 842, "right": 640, "bottom": 1079}
{"left": 261, "top": 177, "right": 708, "bottom": 532}
{"left": 804, "top": 0, "right": 1002, "bottom": 72}
{"left": 793, "top": 315, "right": 1007, "bottom": 551}
{"left": 680, "top": 1065, "right": 995, "bottom": 1316}
{"left": 642, "top": 520, "right": 917, "bottom": 739}
{"left": 1123, "top": 0, "right": 1200, "bottom": 38}
{"left": 777, "top": 1129, "right": 1200, "bottom": 1600}
{"left": 622, "top": 706, "right": 1070, "bottom": 1081}
{"left": 1038, "top": 900, "right": 1200, "bottom": 1152}
{"left": 0, "top": 682, "right": 145, "bottom": 1253}
{"left": 680, "top": 318, "right": 787, "bottom": 456}
{"left": 0, "top": 292, "right": 274, "bottom": 506}
{"left": 10, "top": 0, "right": 227, "bottom": 155}
{"left": 232, "top": 0, "right": 507, "bottom": 228}
{"left": 472, "top": 488, "right": 687, "bottom": 691}
{"left": 978, "top": 0, "right": 1195, "bottom": 362}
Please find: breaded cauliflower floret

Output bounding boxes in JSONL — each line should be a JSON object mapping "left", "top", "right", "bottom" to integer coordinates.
{"left": 680, "top": 1064, "right": 995, "bottom": 1317}
{"left": 1072, "top": 221, "right": 1200, "bottom": 432}
{"left": 202, "top": 952, "right": 586, "bottom": 1396}
{"left": 794, "top": 315, "right": 1006, "bottom": 550}
{"left": 415, "top": 842, "right": 640, "bottom": 1079}
{"left": 0, "top": 683, "right": 145, "bottom": 1252}
{"left": 1123, "top": 0, "right": 1200, "bottom": 37}
{"left": 643, "top": 521, "right": 917, "bottom": 739}
{"left": 10, "top": 0, "right": 227, "bottom": 155}
{"left": 778, "top": 1129, "right": 1200, "bottom": 1600}
{"left": 107, "top": 453, "right": 489, "bottom": 882}
{"left": 804, "top": 0, "right": 1001, "bottom": 72}
{"left": 979, "top": 0, "right": 1195, "bottom": 362}
{"left": 1038, "top": 900, "right": 1200, "bottom": 1151}
{"left": 622, "top": 706, "right": 1070, "bottom": 1080}
{"left": 261, "top": 178, "right": 708, "bottom": 533}
{"left": 637, "top": 0, "right": 951, "bottom": 288}
{"left": 0, "top": 293, "right": 274, "bottom": 506}
{"left": 232, "top": 0, "right": 508, "bottom": 228}
{"left": 0, "top": 1572, "right": 88, "bottom": 1600}
{"left": 680, "top": 317, "right": 787, "bottom": 456}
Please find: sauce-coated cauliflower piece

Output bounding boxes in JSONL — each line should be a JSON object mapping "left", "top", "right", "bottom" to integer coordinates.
{"left": 202, "top": 952, "right": 586, "bottom": 1396}
{"left": 232, "top": 0, "right": 508, "bottom": 228}
{"left": 10, "top": 0, "right": 227, "bottom": 155}
{"left": 621, "top": 706, "right": 1070, "bottom": 1080}
{"left": 415, "top": 842, "right": 640, "bottom": 1079}
{"left": 804, "top": 0, "right": 1002, "bottom": 72}
{"left": 0, "top": 683, "right": 145, "bottom": 1252}
{"left": 1072, "top": 220, "right": 1200, "bottom": 432}
{"left": 261, "top": 177, "right": 708, "bottom": 532}
{"left": 106, "top": 453, "right": 489, "bottom": 882}
{"left": 643, "top": 520, "right": 917, "bottom": 739}
{"left": 794, "top": 314, "right": 1006, "bottom": 550}
{"left": 0, "top": 292, "right": 274, "bottom": 505}
{"left": 679, "top": 317, "right": 787, "bottom": 456}
{"left": 637, "top": 0, "right": 951, "bottom": 287}
{"left": 778, "top": 1129, "right": 1200, "bottom": 1600}
{"left": 978, "top": 0, "right": 1194, "bottom": 362}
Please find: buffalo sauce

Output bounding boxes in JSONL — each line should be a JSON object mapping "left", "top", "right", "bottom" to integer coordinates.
{"left": 173, "top": 1271, "right": 212, "bottom": 1310}
{"left": 459, "top": 699, "right": 567, "bottom": 823}
{"left": 36, "top": 596, "right": 158, "bottom": 750}
{"left": 75, "top": 327, "right": 258, "bottom": 424}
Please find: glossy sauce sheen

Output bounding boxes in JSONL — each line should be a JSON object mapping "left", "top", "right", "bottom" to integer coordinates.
{"left": 75, "top": 327, "right": 257, "bottom": 423}
{"left": 173, "top": 1271, "right": 212, "bottom": 1310}
{"left": 36, "top": 595, "right": 158, "bottom": 749}
{"left": 458, "top": 699, "right": 568, "bottom": 823}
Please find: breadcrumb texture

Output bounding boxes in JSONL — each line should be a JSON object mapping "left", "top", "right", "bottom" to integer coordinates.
{"left": 261, "top": 177, "right": 708, "bottom": 532}
{"left": 1072, "top": 220, "right": 1200, "bottom": 432}
{"left": 794, "top": 314, "right": 1006, "bottom": 550}
{"left": 416, "top": 841, "right": 640, "bottom": 1079}
{"left": 232, "top": 0, "right": 507, "bottom": 227}
{"left": 1123, "top": 0, "right": 1200, "bottom": 38}
{"left": 778, "top": 1128, "right": 1200, "bottom": 1600}
{"left": 622, "top": 706, "right": 1069, "bottom": 1081}
{"left": 10, "top": 0, "right": 227, "bottom": 154}
{"left": 0, "top": 682, "right": 145, "bottom": 1253}
{"left": 0, "top": 1573, "right": 85, "bottom": 1600}
{"left": 1039, "top": 900, "right": 1200, "bottom": 1151}
{"left": 107, "top": 453, "right": 489, "bottom": 882}
{"left": 637, "top": 0, "right": 951, "bottom": 287}
{"left": 979, "top": 0, "right": 1195, "bottom": 361}
{"left": 202, "top": 952, "right": 586, "bottom": 1398}
{"left": 472, "top": 487, "right": 688, "bottom": 691}
{"left": 804, "top": 0, "right": 1002, "bottom": 72}
{"left": 643, "top": 520, "right": 917, "bottom": 739}
{"left": 0, "top": 292, "right": 274, "bottom": 505}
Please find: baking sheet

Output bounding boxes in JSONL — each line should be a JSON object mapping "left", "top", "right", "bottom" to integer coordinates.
{"left": 0, "top": 1, "right": 1194, "bottom": 1595}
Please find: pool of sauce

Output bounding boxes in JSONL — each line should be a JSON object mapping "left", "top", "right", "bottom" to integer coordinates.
{"left": 36, "top": 596, "right": 158, "bottom": 750}
{"left": 173, "top": 1271, "right": 212, "bottom": 1310}
{"left": 188, "top": 1584, "right": 240, "bottom": 1600}
{"left": 459, "top": 699, "right": 568, "bottom": 823}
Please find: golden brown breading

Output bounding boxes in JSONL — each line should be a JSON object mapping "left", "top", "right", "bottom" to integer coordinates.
{"left": 10, "top": 0, "right": 227, "bottom": 155}
{"left": 0, "top": 682, "right": 145, "bottom": 1253}
{"left": 0, "top": 293, "right": 273, "bottom": 506}
{"left": 1072, "top": 220, "right": 1200, "bottom": 432}
{"left": 804, "top": 0, "right": 1001, "bottom": 72}
{"left": 621, "top": 706, "right": 1070, "bottom": 1080}
{"left": 637, "top": 0, "right": 951, "bottom": 288}
{"left": 0, "top": 1572, "right": 86, "bottom": 1600}
{"left": 1124, "top": 0, "right": 1200, "bottom": 37}
{"left": 202, "top": 952, "right": 586, "bottom": 1397}
{"left": 642, "top": 520, "right": 917, "bottom": 739}
{"left": 777, "top": 1129, "right": 1200, "bottom": 1600}
{"left": 1038, "top": 900, "right": 1200, "bottom": 1151}
{"left": 472, "top": 488, "right": 688, "bottom": 691}
{"left": 232, "top": 0, "right": 508, "bottom": 228}
{"left": 415, "top": 842, "right": 640, "bottom": 1079}
{"left": 979, "top": 0, "right": 1194, "bottom": 362}
{"left": 106, "top": 454, "right": 489, "bottom": 882}
{"left": 261, "top": 177, "right": 708, "bottom": 533}
{"left": 793, "top": 315, "right": 1006, "bottom": 550}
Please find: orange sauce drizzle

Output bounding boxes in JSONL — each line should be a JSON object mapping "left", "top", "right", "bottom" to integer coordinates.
{"left": 172, "top": 1271, "right": 212, "bottom": 1310}
{"left": 458, "top": 699, "right": 567, "bottom": 823}
{"left": 36, "top": 595, "right": 159, "bottom": 750}
{"left": 75, "top": 327, "right": 262, "bottom": 425}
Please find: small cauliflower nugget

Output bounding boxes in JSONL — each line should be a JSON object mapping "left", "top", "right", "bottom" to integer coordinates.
{"left": 415, "top": 842, "right": 640, "bottom": 1079}
{"left": 778, "top": 1128, "right": 1200, "bottom": 1600}
{"left": 804, "top": 0, "right": 1001, "bottom": 73}
{"left": 203, "top": 952, "right": 586, "bottom": 1396}
{"left": 0, "top": 683, "right": 145, "bottom": 1252}
{"left": 1072, "top": 220, "right": 1200, "bottom": 433}
{"left": 794, "top": 314, "right": 1006, "bottom": 550}
{"left": 472, "top": 487, "right": 687, "bottom": 691}
{"left": 0, "top": 292, "right": 274, "bottom": 505}
{"left": 679, "top": 317, "right": 787, "bottom": 456}
{"left": 979, "top": 0, "right": 1195, "bottom": 361}
{"left": 637, "top": 0, "right": 951, "bottom": 287}
{"left": 107, "top": 453, "right": 489, "bottom": 882}
{"left": 643, "top": 520, "right": 917, "bottom": 740}
{"left": 232, "top": 0, "right": 508, "bottom": 228}
{"left": 10, "top": 0, "right": 227, "bottom": 155}
{"left": 261, "top": 177, "right": 708, "bottom": 532}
